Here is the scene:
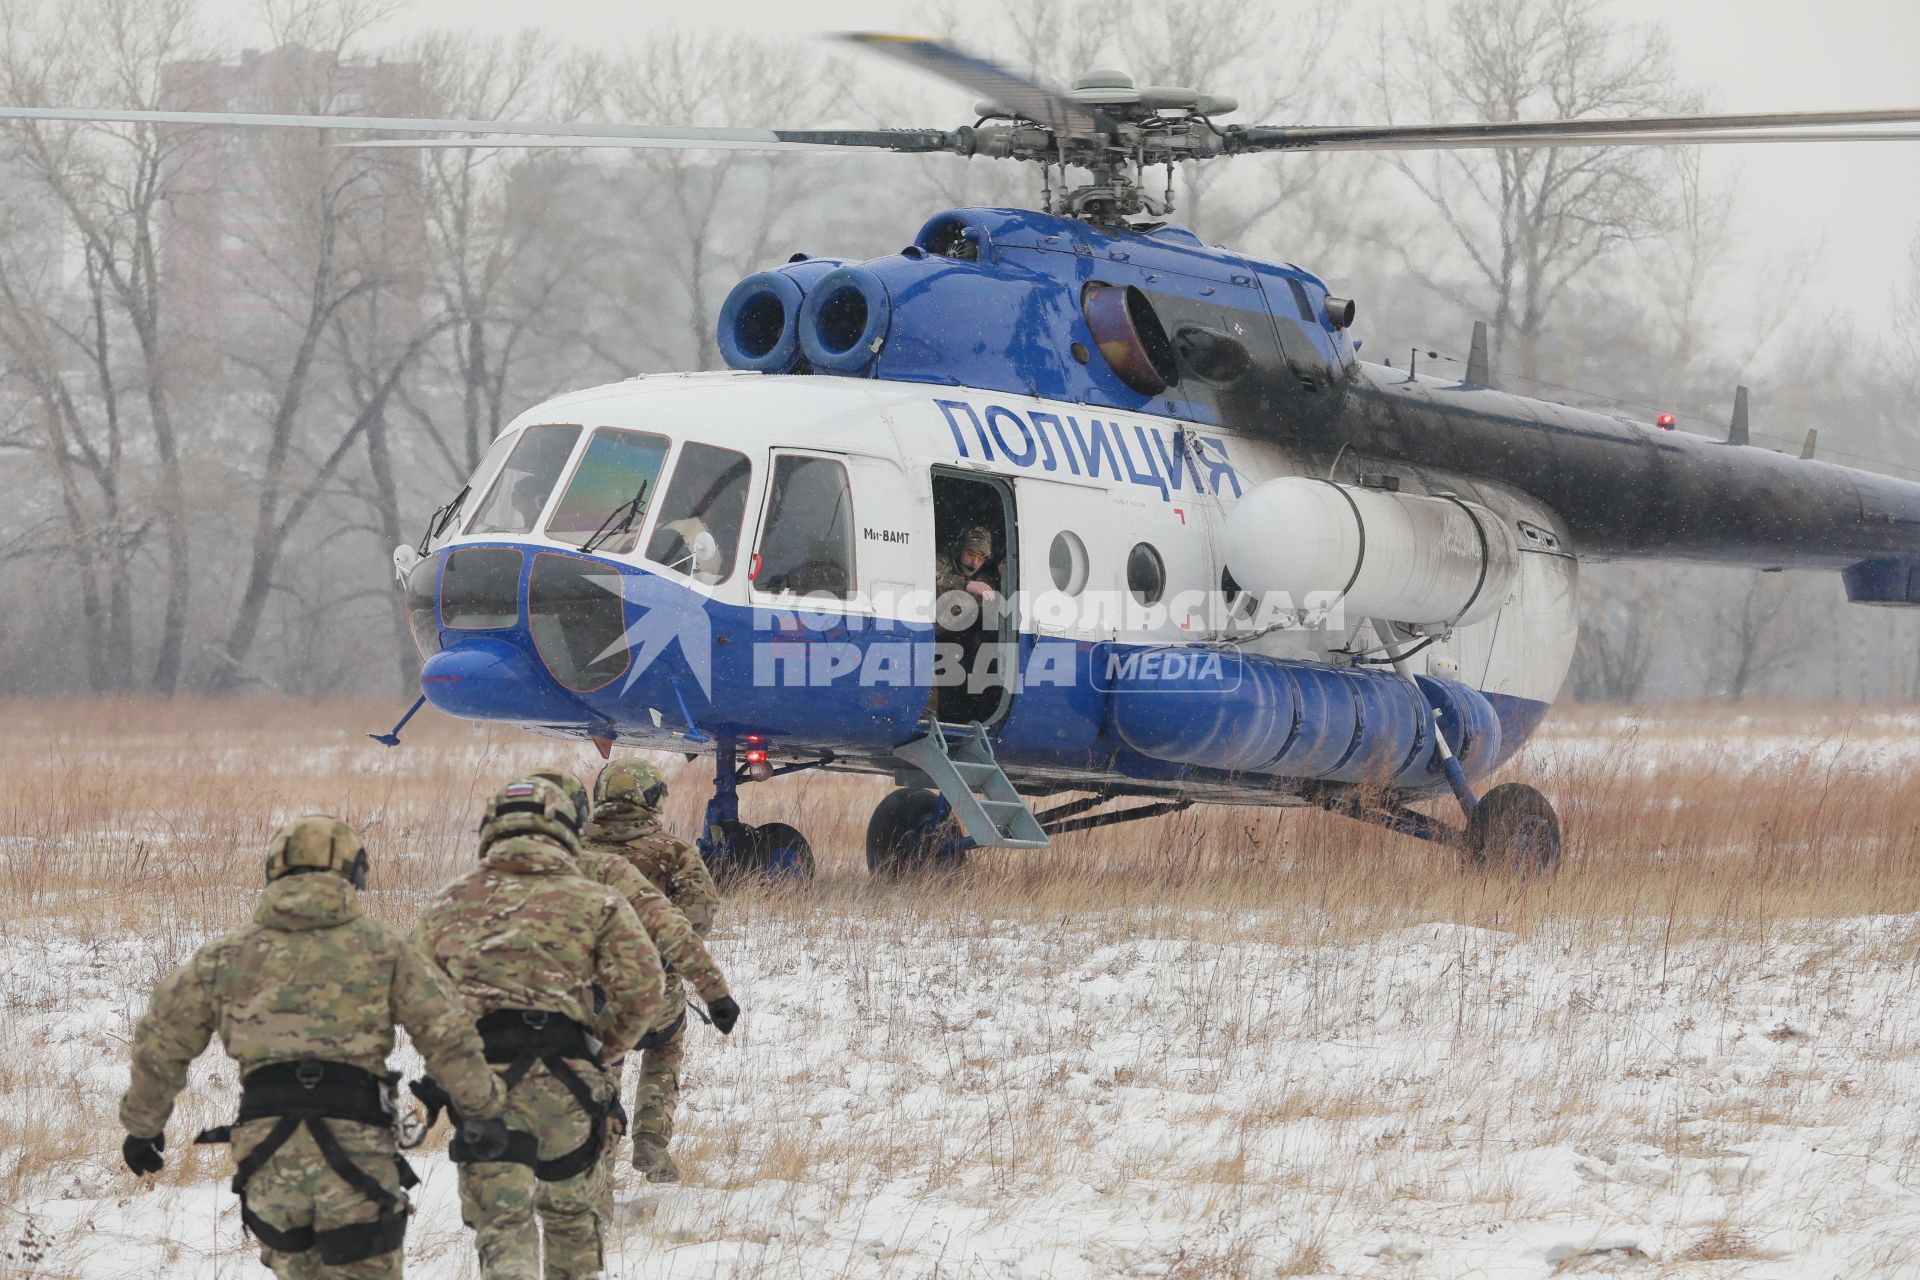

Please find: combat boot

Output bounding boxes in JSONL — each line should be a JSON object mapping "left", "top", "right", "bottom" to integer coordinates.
{"left": 632, "top": 1135, "right": 680, "bottom": 1183}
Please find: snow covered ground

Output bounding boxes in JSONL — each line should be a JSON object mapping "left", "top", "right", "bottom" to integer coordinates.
{"left": 5, "top": 700, "right": 1919, "bottom": 1278}
{"left": 6, "top": 900, "right": 1918, "bottom": 1278}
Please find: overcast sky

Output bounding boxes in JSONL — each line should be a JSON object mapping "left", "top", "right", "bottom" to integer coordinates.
{"left": 203, "top": 0, "right": 1920, "bottom": 328}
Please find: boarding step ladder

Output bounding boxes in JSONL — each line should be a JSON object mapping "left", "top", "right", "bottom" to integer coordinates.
{"left": 895, "top": 721, "right": 1051, "bottom": 850}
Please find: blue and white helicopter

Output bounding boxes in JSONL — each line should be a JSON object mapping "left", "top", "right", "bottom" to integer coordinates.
{"left": 19, "top": 36, "right": 1920, "bottom": 877}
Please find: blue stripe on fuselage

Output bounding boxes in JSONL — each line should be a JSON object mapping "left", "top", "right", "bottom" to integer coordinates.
{"left": 420, "top": 548, "right": 1550, "bottom": 804}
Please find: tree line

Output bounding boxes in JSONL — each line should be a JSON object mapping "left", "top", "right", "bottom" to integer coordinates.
{"left": 1, "top": 0, "right": 1915, "bottom": 703}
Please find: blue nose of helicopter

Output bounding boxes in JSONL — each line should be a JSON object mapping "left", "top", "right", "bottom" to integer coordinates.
{"left": 418, "top": 635, "right": 588, "bottom": 723}
{"left": 408, "top": 542, "right": 626, "bottom": 727}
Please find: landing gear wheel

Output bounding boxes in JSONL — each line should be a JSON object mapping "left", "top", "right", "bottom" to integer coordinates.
{"left": 866, "top": 787, "right": 964, "bottom": 877}
{"left": 745, "top": 821, "right": 815, "bottom": 883}
{"left": 711, "top": 819, "right": 757, "bottom": 888}
{"left": 1461, "top": 783, "right": 1561, "bottom": 876}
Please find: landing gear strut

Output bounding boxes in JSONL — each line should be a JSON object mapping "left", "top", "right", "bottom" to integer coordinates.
{"left": 862, "top": 786, "right": 1194, "bottom": 877}
{"left": 1309, "top": 780, "right": 1561, "bottom": 877}
{"left": 698, "top": 738, "right": 818, "bottom": 884}
{"left": 1368, "top": 621, "right": 1561, "bottom": 875}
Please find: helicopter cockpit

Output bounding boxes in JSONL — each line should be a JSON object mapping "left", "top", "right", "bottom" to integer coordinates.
{"left": 406, "top": 418, "right": 740, "bottom": 697}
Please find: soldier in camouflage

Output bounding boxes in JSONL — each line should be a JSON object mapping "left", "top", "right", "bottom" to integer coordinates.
{"left": 932, "top": 525, "right": 1000, "bottom": 602}
{"left": 927, "top": 525, "right": 1003, "bottom": 719}
{"left": 526, "top": 767, "right": 739, "bottom": 1201}
{"left": 118, "top": 815, "right": 507, "bottom": 1279}
{"left": 583, "top": 759, "right": 725, "bottom": 1183}
{"left": 413, "top": 778, "right": 668, "bottom": 1280}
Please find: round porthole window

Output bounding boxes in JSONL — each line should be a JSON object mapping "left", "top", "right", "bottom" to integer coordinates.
{"left": 1049, "top": 530, "right": 1089, "bottom": 595}
{"left": 1127, "top": 542, "right": 1165, "bottom": 605}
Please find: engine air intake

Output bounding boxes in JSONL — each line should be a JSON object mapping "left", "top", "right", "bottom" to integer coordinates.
{"left": 799, "top": 266, "right": 892, "bottom": 373}
{"left": 717, "top": 271, "right": 805, "bottom": 372}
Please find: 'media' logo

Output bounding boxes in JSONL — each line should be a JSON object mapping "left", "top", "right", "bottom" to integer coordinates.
{"left": 1103, "top": 647, "right": 1242, "bottom": 693}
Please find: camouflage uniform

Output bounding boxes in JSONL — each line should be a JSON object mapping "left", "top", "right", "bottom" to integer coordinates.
{"left": 933, "top": 525, "right": 997, "bottom": 597}
{"left": 413, "top": 779, "right": 668, "bottom": 1280}
{"left": 585, "top": 760, "right": 724, "bottom": 1180}
{"left": 119, "top": 816, "right": 505, "bottom": 1280}
{"left": 930, "top": 527, "right": 1001, "bottom": 717}
{"left": 529, "top": 766, "right": 733, "bottom": 1192}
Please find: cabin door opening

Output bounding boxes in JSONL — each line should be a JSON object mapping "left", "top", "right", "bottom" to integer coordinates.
{"left": 928, "top": 468, "right": 1017, "bottom": 727}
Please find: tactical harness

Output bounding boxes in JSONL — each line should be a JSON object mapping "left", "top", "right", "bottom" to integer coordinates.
{"left": 635, "top": 1006, "right": 687, "bottom": 1051}
{"left": 421, "top": 1009, "right": 612, "bottom": 1182}
{"left": 194, "top": 1060, "right": 415, "bottom": 1265}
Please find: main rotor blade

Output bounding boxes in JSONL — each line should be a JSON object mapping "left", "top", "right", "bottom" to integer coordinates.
{"left": 840, "top": 32, "right": 1110, "bottom": 139}
{"left": 1332, "top": 126, "right": 1920, "bottom": 152}
{"left": 0, "top": 104, "right": 952, "bottom": 152}
{"left": 348, "top": 136, "right": 855, "bottom": 152}
{"left": 1233, "top": 105, "right": 1920, "bottom": 153}
{"left": 352, "top": 126, "right": 1920, "bottom": 154}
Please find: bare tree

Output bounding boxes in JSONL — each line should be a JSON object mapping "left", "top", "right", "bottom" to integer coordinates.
{"left": 0, "top": 0, "right": 205, "bottom": 691}
{"left": 208, "top": 0, "right": 428, "bottom": 687}
{"left": 1369, "top": 0, "right": 1680, "bottom": 381}
{"left": 601, "top": 32, "right": 855, "bottom": 371}
{"left": 400, "top": 31, "right": 604, "bottom": 479}
{"left": 1714, "top": 572, "right": 1802, "bottom": 701}
{"left": 0, "top": 247, "right": 144, "bottom": 690}
{"left": 1895, "top": 231, "right": 1920, "bottom": 413}
{"left": 1633, "top": 148, "right": 1731, "bottom": 389}
{"left": 1570, "top": 564, "right": 1676, "bottom": 702}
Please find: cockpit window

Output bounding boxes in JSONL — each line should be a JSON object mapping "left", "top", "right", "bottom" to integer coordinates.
{"left": 543, "top": 428, "right": 671, "bottom": 555}
{"left": 465, "top": 425, "right": 583, "bottom": 536}
{"left": 646, "top": 443, "right": 751, "bottom": 585}
{"left": 752, "top": 454, "right": 855, "bottom": 599}
{"left": 435, "top": 431, "right": 516, "bottom": 547}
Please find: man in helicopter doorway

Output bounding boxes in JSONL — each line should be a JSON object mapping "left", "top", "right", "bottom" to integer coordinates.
{"left": 930, "top": 525, "right": 1004, "bottom": 721}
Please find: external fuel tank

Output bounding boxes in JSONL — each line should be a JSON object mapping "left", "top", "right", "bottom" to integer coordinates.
{"left": 1223, "top": 476, "right": 1519, "bottom": 628}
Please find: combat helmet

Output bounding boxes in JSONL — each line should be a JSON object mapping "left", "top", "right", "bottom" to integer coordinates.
{"left": 956, "top": 526, "right": 994, "bottom": 559}
{"left": 592, "top": 758, "right": 668, "bottom": 814}
{"left": 480, "top": 777, "right": 582, "bottom": 852}
{"left": 265, "top": 815, "right": 369, "bottom": 889}
{"left": 526, "top": 766, "right": 589, "bottom": 832}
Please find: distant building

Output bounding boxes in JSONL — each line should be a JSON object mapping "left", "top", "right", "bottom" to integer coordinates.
{"left": 158, "top": 45, "right": 424, "bottom": 348}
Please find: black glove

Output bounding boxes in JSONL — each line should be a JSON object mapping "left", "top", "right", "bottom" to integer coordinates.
{"left": 122, "top": 1133, "right": 165, "bottom": 1177}
{"left": 460, "top": 1115, "right": 511, "bottom": 1163}
{"left": 706, "top": 996, "right": 740, "bottom": 1036}
{"left": 410, "top": 1076, "right": 452, "bottom": 1130}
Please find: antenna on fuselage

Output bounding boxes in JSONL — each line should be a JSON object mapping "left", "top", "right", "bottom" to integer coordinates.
{"left": 1728, "top": 385, "right": 1750, "bottom": 446}
{"left": 1464, "top": 321, "right": 1491, "bottom": 388}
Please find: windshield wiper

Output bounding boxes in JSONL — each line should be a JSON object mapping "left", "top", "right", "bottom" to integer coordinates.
{"left": 579, "top": 480, "right": 651, "bottom": 556}
{"left": 415, "top": 484, "right": 470, "bottom": 555}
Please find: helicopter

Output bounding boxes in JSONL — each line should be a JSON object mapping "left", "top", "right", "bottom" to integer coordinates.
{"left": 15, "top": 34, "right": 1920, "bottom": 878}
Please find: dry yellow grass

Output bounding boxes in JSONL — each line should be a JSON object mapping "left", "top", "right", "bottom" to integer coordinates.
{"left": 1, "top": 695, "right": 1917, "bottom": 1278}
{"left": 5, "top": 695, "right": 1919, "bottom": 942}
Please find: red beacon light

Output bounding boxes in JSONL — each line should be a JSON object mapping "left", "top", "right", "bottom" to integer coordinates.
{"left": 742, "top": 745, "right": 772, "bottom": 781}
{"left": 1656, "top": 413, "right": 1676, "bottom": 430}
